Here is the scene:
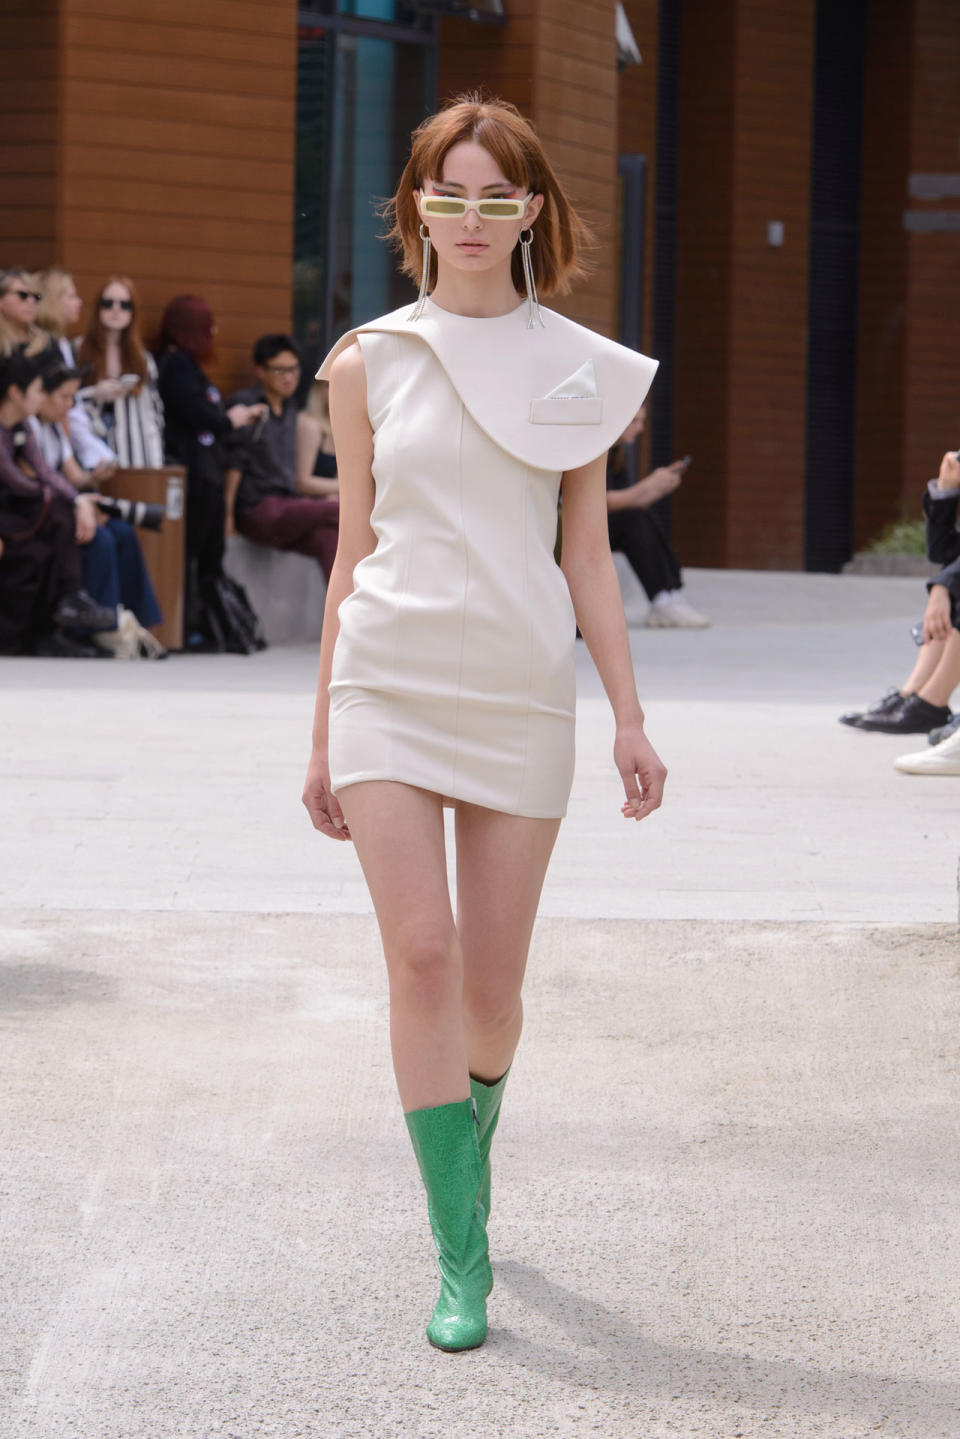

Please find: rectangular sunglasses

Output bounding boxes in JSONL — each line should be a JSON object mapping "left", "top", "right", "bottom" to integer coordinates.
{"left": 419, "top": 192, "right": 531, "bottom": 219}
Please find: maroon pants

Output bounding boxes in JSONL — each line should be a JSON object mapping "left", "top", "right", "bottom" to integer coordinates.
{"left": 236, "top": 494, "right": 340, "bottom": 581}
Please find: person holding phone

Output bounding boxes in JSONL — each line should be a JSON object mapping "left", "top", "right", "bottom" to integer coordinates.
{"left": 75, "top": 277, "right": 165, "bottom": 469}
{"left": 606, "top": 406, "right": 710, "bottom": 628}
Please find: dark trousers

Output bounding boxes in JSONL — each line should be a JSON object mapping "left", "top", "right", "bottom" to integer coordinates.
{"left": 0, "top": 493, "right": 82, "bottom": 654}
{"left": 81, "top": 519, "right": 162, "bottom": 628}
{"left": 187, "top": 478, "right": 226, "bottom": 581}
{"left": 608, "top": 504, "right": 682, "bottom": 602}
{"left": 237, "top": 494, "right": 340, "bottom": 582}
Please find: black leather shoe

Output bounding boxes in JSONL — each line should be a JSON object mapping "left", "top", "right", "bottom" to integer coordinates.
{"left": 33, "top": 630, "right": 107, "bottom": 659}
{"left": 838, "top": 688, "right": 903, "bottom": 727}
{"left": 52, "top": 589, "right": 117, "bottom": 633}
{"left": 928, "top": 711, "right": 960, "bottom": 745}
{"left": 858, "top": 694, "right": 951, "bottom": 734}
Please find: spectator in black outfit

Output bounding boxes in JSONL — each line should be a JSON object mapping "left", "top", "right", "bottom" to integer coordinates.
{"left": 607, "top": 406, "right": 710, "bottom": 629}
{"left": 226, "top": 335, "right": 340, "bottom": 581}
{"left": 0, "top": 351, "right": 115, "bottom": 656}
{"left": 154, "top": 296, "right": 264, "bottom": 626}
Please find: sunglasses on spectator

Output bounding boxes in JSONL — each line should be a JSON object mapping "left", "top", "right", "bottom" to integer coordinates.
{"left": 5, "top": 287, "right": 41, "bottom": 302}
{"left": 266, "top": 363, "right": 301, "bottom": 376}
{"left": 419, "top": 191, "right": 532, "bottom": 219}
{"left": 100, "top": 298, "right": 133, "bottom": 311}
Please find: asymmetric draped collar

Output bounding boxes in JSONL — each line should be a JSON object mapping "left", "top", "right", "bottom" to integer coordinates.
{"left": 317, "top": 298, "right": 658, "bottom": 471}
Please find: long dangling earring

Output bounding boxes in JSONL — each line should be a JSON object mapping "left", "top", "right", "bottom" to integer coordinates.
{"left": 411, "top": 223, "right": 431, "bottom": 320}
{"left": 519, "top": 229, "right": 545, "bottom": 330}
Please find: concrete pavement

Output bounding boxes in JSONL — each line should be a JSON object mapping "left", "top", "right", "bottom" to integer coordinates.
{"left": 1, "top": 569, "right": 958, "bottom": 1438}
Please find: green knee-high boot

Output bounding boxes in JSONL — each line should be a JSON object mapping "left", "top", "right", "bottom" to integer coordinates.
{"left": 404, "top": 1099, "right": 490, "bottom": 1352}
{"left": 469, "top": 1068, "right": 510, "bottom": 1222}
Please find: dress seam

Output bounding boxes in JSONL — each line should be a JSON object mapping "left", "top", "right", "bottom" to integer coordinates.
{"left": 516, "top": 464, "right": 534, "bottom": 811}
{"left": 449, "top": 400, "right": 468, "bottom": 798}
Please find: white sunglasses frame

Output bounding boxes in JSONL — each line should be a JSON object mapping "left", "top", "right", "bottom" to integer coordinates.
{"left": 418, "top": 190, "right": 534, "bottom": 220}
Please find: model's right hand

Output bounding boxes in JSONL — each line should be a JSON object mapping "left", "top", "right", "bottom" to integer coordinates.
{"left": 302, "top": 752, "right": 351, "bottom": 841}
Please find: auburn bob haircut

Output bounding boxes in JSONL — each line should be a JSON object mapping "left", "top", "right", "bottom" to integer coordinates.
{"left": 384, "top": 93, "right": 592, "bottom": 299}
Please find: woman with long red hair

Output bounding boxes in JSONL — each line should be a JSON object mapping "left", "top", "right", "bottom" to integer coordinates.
{"left": 155, "top": 295, "right": 263, "bottom": 640}
{"left": 302, "top": 95, "right": 666, "bottom": 1351}
{"left": 76, "top": 276, "right": 164, "bottom": 469}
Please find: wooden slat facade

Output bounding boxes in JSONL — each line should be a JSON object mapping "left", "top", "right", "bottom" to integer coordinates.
{"left": 0, "top": 1, "right": 60, "bottom": 268}
{"left": 2, "top": 0, "right": 957, "bottom": 569}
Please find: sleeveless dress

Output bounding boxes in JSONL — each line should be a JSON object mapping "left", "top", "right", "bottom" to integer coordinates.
{"left": 317, "top": 298, "right": 657, "bottom": 819}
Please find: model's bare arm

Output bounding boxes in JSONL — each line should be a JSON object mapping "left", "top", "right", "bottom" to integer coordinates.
{"left": 561, "top": 453, "right": 667, "bottom": 821}
{"left": 302, "top": 343, "right": 375, "bottom": 840}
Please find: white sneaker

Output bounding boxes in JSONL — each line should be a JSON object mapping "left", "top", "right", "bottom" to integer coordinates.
{"left": 894, "top": 725, "right": 960, "bottom": 775}
{"left": 643, "top": 594, "right": 711, "bottom": 629}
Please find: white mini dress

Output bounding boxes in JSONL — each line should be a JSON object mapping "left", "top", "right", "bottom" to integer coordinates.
{"left": 317, "top": 298, "right": 657, "bottom": 819}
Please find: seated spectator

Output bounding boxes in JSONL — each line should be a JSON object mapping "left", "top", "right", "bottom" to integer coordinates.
{"left": 297, "top": 380, "right": 338, "bottom": 496}
{"left": 607, "top": 406, "right": 710, "bottom": 629}
{"left": 0, "top": 351, "right": 115, "bottom": 657}
{"left": 840, "top": 449, "right": 960, "bottom": 740}
{"left": 156, "top": 295, "right": 267, "bottom": 651}
{"left": 227, "top": 334, "right": 340, "bottom": 581}
{"left": 75, "top": 277, "right": 165, "bottom": 468}
{"left": 36, "top": 267, "right": 117, "bottom": 476}
{"left": 0, "top": 267, "right": 49, "bottom": 359}
{"left": 27, "top": 362, "right": 162, "bottom": 635}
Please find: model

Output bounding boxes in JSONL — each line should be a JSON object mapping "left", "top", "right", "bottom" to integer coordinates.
{"left": 302, "top": 94, "right": 666, "bottom": 1352}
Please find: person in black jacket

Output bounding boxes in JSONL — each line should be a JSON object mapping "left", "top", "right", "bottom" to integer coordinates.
{"left": 840, "top": 448, "right": 960, "bottom": 737}
{"left": 155, "top": 296, "right": 264, "bottom": 626}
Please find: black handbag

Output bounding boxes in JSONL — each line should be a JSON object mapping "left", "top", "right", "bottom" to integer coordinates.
{"left": 195, "top": 572, "right": 267, "bottom": 655}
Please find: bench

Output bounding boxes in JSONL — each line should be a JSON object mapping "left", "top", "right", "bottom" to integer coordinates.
{"left": 224, "top": 534, "right": 327, "bottom": 646}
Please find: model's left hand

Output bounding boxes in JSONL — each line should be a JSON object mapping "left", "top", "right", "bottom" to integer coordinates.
{"left": 615, "top": 722, "right": 667, "bottom": 821}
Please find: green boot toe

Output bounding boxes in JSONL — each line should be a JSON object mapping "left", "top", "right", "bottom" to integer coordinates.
{"left": 405, "top": 1098, "right": 490, "bottom": 1352}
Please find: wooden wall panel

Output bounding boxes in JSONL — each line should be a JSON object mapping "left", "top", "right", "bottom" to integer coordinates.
{"left": 853, "top": 0, "right": 913, "bottom": 549}
{"left": 0, "top": 0, "right": 59, "bottom": 268}
{"left": 57, "top": 0, "right": 298, "bottom": 395}
{"left": 673, "top": 0, "right": 814, "bottom": 569}
{"left": 901, "top": 0, "right": 960, "bottom": 519}
{"left": 724, "top": 0, "right": 814, "bottom": 569}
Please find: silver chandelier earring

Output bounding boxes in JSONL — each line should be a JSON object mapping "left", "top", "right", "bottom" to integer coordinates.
{"left": 519, "top": 229, "right": 545, "bottom": 329}
{"left": 411, "top": 223, "right": 431, "bottom": 320}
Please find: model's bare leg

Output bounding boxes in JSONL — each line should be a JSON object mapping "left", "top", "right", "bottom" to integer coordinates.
{"left": 336, "top": 780, "right": 467, "bottom": 1111}
{"left": 917, "top": 629, "right": 960, "bottom": 708}
{"left": 337, "top": 780, "right": 498, "bottom": 1353}
{"left": 454, "top": 803, "right": 561, "bottom": 1081}
{"left": 902, "top": 637, "right": 945, "bottom": 696}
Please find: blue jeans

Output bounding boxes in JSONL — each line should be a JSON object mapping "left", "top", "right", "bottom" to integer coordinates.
{"left": 81, "top": 518, "right": 162, "bottom": 628}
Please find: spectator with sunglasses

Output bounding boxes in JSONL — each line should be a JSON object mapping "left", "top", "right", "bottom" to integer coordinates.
{"left": 0, "top": 267, "right": 50, "bottom": 360}
{"left": 75, "top": 277, "right": 165, "bottom": 468}
{"left": 36, "top": 267, "right": 118, "bottom": 477}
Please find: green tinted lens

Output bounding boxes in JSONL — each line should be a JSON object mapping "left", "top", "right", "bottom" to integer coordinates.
{"left": 423, "top": 198, "right": 465, "bottom": 216}
{"left": 478, "top": 200, "right": 520, "bottom": 217}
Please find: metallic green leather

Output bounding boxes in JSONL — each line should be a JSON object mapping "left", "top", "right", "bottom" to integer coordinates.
{"left": 404, "top": 1099, "right": 490, "bottom": 1351}
{"left": 469, "top": 1068, "right": 510, "bottom": 1221}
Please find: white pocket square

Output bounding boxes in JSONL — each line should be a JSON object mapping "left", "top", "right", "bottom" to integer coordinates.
{"left": 529, "top": 360, "right": 603, "bottom": 424}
